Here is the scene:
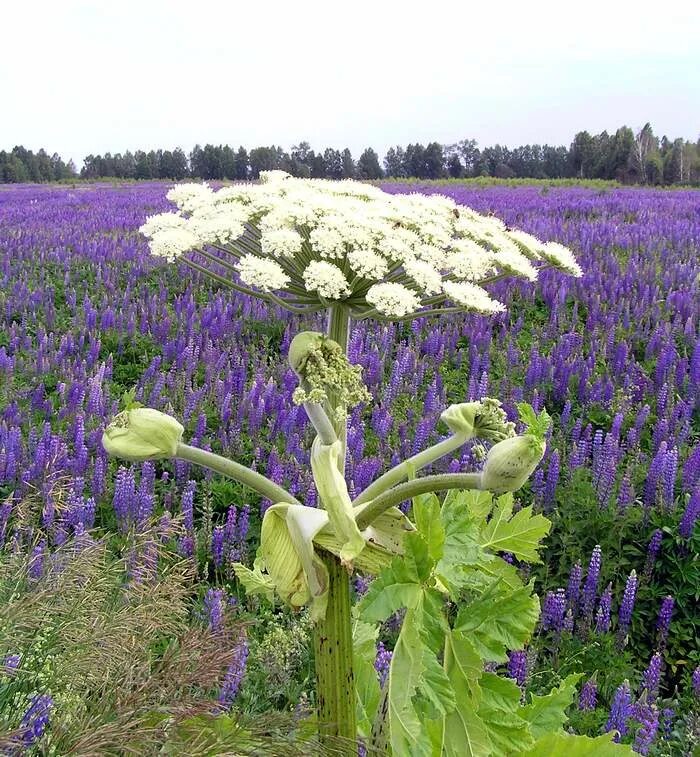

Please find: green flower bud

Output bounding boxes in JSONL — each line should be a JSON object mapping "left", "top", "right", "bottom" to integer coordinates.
{"left": 480, "top": 434, "right": 546, "bottom": 494}
{"left": 102, "top": 408, "right": 184, "bottom": 461}
{"left": 441, "top": 398, "right": 515, "bottom": 442}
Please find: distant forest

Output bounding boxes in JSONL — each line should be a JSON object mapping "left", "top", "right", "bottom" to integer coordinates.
{"left": 2, "top": 123, "right": 699, "bottom": 185}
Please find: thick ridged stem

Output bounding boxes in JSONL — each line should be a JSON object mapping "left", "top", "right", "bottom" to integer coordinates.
{"left": 352, "top": 432, "right": 471, "bottom": 506}
{"left": 174, "top": 443, "right": 301, "bottom": 507}
{"left": 314, "top": 548, "right": 356, "bottom": 754}
{"left": 313, "top": 303, "right": 356, "bottom": 754}
{"left": 354, "top": 473, "right": 483, "bottom": 530}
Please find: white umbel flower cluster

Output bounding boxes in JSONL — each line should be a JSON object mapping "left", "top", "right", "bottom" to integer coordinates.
{"left": 140, "top": 172, "right": 582, "bottom": 320}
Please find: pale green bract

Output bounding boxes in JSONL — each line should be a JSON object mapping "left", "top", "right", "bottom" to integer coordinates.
{"left": 311, "top": 438, "right": 367, "bottom": 566}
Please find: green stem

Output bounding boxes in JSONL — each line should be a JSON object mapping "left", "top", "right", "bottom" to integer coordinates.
{"left": 313, "top": 303, "right": 357, "bottom": 754}
{"left": 326, "top": 304, "right": 351, "bottom": 471}
{"left": 354, "top": 473, "right": 482, "bottom": 530}
{"left": 352, "top": 433, "right": 471, "bottom": 506}
{"left": 174, "top": 443, "right": 302, "bottom": 507}
{"left": 314, "top": 549, "right": 356, "bottom": 754}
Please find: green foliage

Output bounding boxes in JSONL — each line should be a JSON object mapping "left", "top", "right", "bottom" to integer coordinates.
{"left": 352, "top": 619, "right": 381, "bottom": 739}
{"left": 517, "top": 402, "right": 552, "bottom": 440}
{"left": 355, "top": 488, "right": 632, "bottom": 755}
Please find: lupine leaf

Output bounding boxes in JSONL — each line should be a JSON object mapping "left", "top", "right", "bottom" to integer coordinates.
{"left": 478, "top": 672, "right": 533, "bottom": 754}
{"left": 352, "top": 619, "right": 381, "bottom": 739}
{"left": 518, "top": 673, "right": 582, "bottom": 739}
{"left": 520, "top": 731, "right": 635, "bottom": 756}
{"left": 443, "top": 630, "right": 491, "bottom": 757}
{"left": 455, "top": 579, "right": 540, "bottom": 662}
{"left": 412, "top": 492, "right": 445, "bottom": 562}
{"left": 479, "top": 494, "right": 551, "bottom": 563}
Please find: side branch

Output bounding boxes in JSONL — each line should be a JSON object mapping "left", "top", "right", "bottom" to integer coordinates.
{"left": 352, "top": 433, "right": 470, "bottom": 506}
{"left": 175, "top": 443, "right": 302, "bottom": 507}
{"left": 354, "top": 472, "right": 482, "bottom": 529}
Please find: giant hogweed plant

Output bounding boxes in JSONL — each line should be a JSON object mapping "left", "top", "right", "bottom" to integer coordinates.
{"left": 102, "top": 172, "right": 630, "bottom": 753}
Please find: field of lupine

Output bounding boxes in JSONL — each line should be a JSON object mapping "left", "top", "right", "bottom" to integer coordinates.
{"left": 1, "top": 180, "right": 699, "bottom": 754}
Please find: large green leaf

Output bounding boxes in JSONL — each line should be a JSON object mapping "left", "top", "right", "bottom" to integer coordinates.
{"left": 418, "top": 586, "right": 450, "bottom": 653}
{"left": 413, "top": 492, "right": 445, "bottom": 562}
{"left": 358, "top": 552, "right": 422, "bottom": 622}
{"left": 463, "top": 553, "right": 525, "bottom": 592}
{"left": 437, "top": 493, "right": 485, "bottom": 593}
{"left": 415, "top": 639, "right": 456, "bottom": 720}
{"left": 444, "top": 488, "right": 494, "bottom": 519}
{"left": 478, "top": 672, "right": 533, "bottom": 754}
{"left": 479, "top": 494, "right": 551, "bottom": 563}
{"left": 518, "top": 673, "right": 582, "bottom": 740}
{"left": 455, "top": 579, "right": 540, "bottom": 662}
{"left": 386, "top": 607, "right": 433, "bottom": 757}
{"left": 443, "top": 630, "right": 491, "bottom": 757}
{"left": 520, "top": 731, "right": 635, "bottom": 756}
{"left": 353, "top": 619, "right": 381, "bottom": 739}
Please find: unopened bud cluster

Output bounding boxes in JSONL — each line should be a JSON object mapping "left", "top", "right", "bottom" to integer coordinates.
{"left": 289, "top": 332, "right": 371, "bottom": 419}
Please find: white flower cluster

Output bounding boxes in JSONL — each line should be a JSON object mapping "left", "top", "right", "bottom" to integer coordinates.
{"left": 140, "top": 172, "right": 582, "bottom": 319}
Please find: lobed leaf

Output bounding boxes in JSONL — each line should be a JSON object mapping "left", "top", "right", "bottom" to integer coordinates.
{"left": 518, "top": 673, "right": 582, "bottom": 740}
{"left": 455, "top": 579, "right": 540, "bottom": 662}
{"left": 520, "top": 731, "right": 635, "bottom": 756}
{"left": 479, "top": 494, "right": 551, "bottom": 563}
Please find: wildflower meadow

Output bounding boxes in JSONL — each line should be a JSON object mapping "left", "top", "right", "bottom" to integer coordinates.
{"left": 0, "top": 177, "right": 698, "bottom": 755}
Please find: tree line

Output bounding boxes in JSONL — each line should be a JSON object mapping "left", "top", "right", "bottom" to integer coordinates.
{"left": 3, "top": 123, "right": 699, "bottom": 185}
{"left": 0, "top": 146, "right": 76, "bottom": 183}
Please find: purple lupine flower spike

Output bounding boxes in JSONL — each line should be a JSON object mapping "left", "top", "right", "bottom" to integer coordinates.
{"left": 374, "top": 642, "right": 392, "bottom": 688}
{"left": 211, "top": 526, "right": 225, "bottom": 568}
{"left": 542, "top": 588, "right": 567, "bottom": 632}
{"left": 641, "top": 652, "right": 663, "bottom": 698}
{"left": 692, "top": 666, "right": 700, "bottom": 697}
{"left": 20, "top": 693, "right": 53, "bottom": 748}
{"left": 578, "top": 677, "right": 597, "bottom": 711}
{"left": 643, "top": 529, "right": 663, "bottom": 578}
{"left": 507, "top": 650, "right": 527, "bottom": 687}
{"left": 581, "top": 545, "right": 602, "bottom": 622}
{"left": 218, "top": 634, "right": 249, "bottom": 709}
{"left": 566, "top": 561, "right": 582, "bottom": 611}
{"left": 204, "top": 587, "right": 226, "bottom": 632}
{"left": 633, "top": 697, "right": 660, "bottom": 756}
{"left": 605, "top": 681, "right": 632, "bottom": 740}
{"left": 594, "top": 583, "right": 612, "bottom": 634}
{"left": 655, "top": 597, "right": 674, "bottom": 649}
{"left": 678, "top": 490, "right": 699, "bottom": 540}
{"left": 617, "top": 569, "right": 638, "bottom": 640}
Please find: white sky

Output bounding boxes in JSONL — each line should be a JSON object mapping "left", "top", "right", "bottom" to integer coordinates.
{"left": 2, "top": 0, "right": 699, "bottom": 167}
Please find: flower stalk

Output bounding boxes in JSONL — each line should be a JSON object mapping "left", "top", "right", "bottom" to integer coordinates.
{"left": 174, "top": 443, "right": 302, "bottom": 507}
{"left": 312, "top": 303, "right": 358, "bottom": 753}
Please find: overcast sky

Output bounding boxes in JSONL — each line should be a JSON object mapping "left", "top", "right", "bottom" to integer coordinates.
{"left": 3, "top": 0, "right": 699, "bottom": 167}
